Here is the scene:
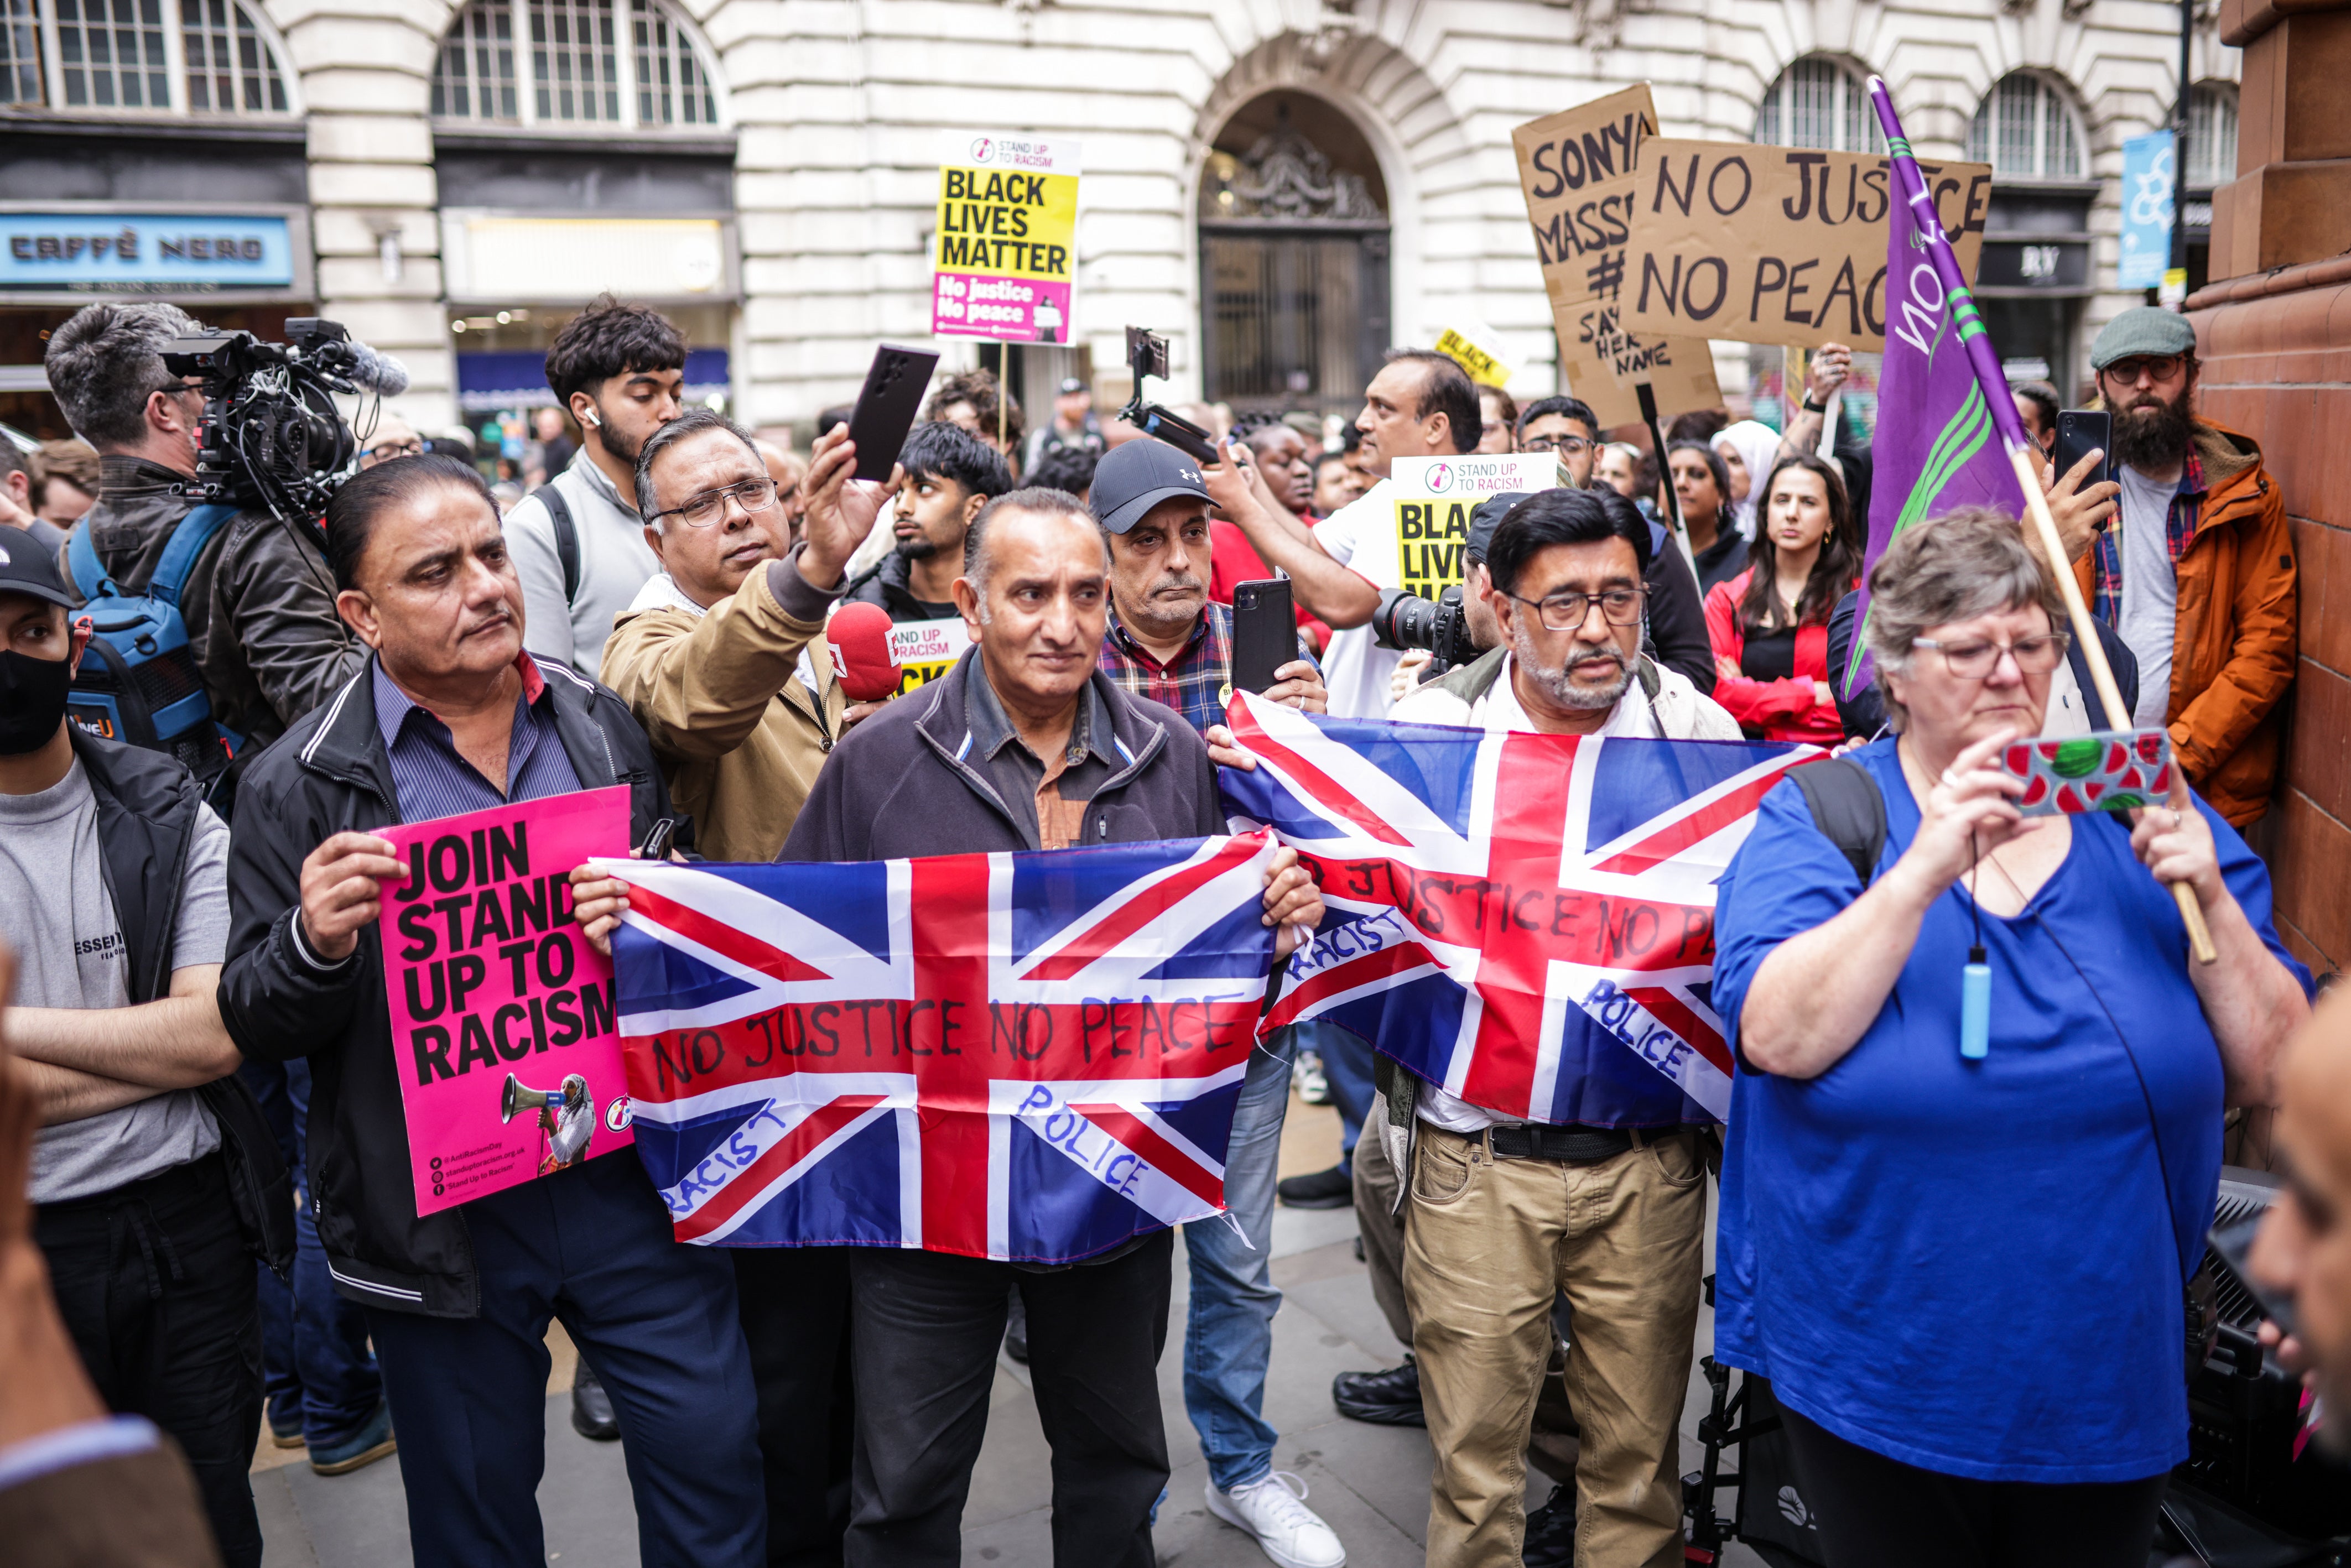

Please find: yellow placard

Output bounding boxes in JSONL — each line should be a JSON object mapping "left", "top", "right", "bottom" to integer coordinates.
{"left": 886, "top": 617, "right": 971, "bottom": 696}
{"left": 1434, "top": 326, "right": 1514, "bottom": 389}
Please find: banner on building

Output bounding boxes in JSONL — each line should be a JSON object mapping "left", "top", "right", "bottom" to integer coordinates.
{"left": 931, "top": 133, "right": 1081, "bottom": 344}
{"left": 2118, "top": 131, "right": 2176, "bottom": 291}
{"left": 1390, "top": 453, "right": 1559, "bottom": 599}
{"left": 1618, "top": 141, "right": 1990, "bottom": 352}
{"left": 1512, "top": 86, "right": 1719, "bottom": 425}
{"left": 382, "top": 786, "right": 635, "bottom": 1217}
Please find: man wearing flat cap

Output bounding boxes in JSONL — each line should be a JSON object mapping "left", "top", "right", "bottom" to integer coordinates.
{"left": 2048, "top": 306, "right": 2295, "bottom": 827}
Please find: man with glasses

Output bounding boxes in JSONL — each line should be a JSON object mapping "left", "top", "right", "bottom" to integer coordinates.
{"left": 599, "top": 407, "right": 857, "bottom": 1565}
{"left": 358, "top": 415, "right": 424, "bottom": 469}
{"left": 1384, "top": 487, "right": 1738, "bottom": 1567}
{"left": 2055, "top": 308, "right": 2296, "bottom": 827}
{"left": 44, "top": 301, "right": 363, "bottom": 755}
{"left": 1513, "top": 395, "right": 1603, "bottom": 487}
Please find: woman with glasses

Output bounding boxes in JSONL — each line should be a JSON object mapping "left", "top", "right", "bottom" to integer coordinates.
{"left": 1702, "top": 455, "right": 1857, "bottom": 747}
{"left": 1476, "top": 387, "right": 1518, "bottom": 454}
{"left": 1709, "top": 508, "right": 2311, "bottom": 1568}
{"left": 1666, "top": 440, "right": 1748, "bottom": 595}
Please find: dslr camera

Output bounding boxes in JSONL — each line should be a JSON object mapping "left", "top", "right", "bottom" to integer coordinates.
{"left": 163, "top": 317, "right": 408, "bottom": 521}
{"left": 1372, "top": 584, "right": 1481, "bottom": 671}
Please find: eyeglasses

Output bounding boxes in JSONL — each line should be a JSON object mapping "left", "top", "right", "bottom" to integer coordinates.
{"left": 651, "top": 476, "right": 778, "bottom": 529}
{"left": 1504, "top": 585, "right": 1647, "bottom": 631}
{"left": 367, "top": 439, "right": 424, "bottom": 461}
{"left": 1521, "top": 435, "right": 1593, "bottom": 456}
{"left": 2101, "top": 354, "right": 2186, "bottom": 387}
{"left": 1911, "top": 632, "right": 2070, "bottom": 678}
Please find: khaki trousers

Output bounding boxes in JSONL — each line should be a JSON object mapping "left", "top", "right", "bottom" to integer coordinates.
{"left": 1349, "top": 1096, "right": 1414, "bottom": 1349}
{"left": 1403, "top": 1123, "right": 1705, "bottom": 1568}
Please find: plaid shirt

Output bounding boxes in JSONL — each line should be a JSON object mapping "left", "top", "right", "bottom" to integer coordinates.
{"left": 2092, "top": 447, "right": 2205, "bottom": 627}
{"left": 1096, "top": 601, "right": 1317, "bottom": 738}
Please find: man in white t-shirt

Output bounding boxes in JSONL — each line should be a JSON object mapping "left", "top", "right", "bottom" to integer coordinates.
{"left": 1205, "top": 349, "right": 1483, "bottom": 718}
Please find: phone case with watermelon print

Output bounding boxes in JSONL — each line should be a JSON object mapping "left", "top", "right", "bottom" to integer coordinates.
{"left": 1999, "top": 730, "right": 2174, "bottom": 817}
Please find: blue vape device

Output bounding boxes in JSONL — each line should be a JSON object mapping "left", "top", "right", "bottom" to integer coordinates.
{"left": 1960, "top": 945, "right": 1990, "bottom": 1061}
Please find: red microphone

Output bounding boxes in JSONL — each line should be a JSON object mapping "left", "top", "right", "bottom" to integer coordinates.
{"left": 826, "top": 601, "right": 904, "bottom": 702}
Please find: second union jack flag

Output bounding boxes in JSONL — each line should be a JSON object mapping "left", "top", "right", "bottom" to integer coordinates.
{"left": 597, "top": 834, "right": 1279, "bottom": 1262}
{"left": 1219, "top": 693, "right": 1812, "bottom": 1125}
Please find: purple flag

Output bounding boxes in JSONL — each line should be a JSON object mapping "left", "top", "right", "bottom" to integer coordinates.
{"left": 1839, "top": 116, "right": 2024, "bottom": 700}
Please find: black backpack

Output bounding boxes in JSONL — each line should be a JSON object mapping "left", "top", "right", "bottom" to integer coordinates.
{"left": 1789, "top": 757, "right": 1886, "bottom": 886}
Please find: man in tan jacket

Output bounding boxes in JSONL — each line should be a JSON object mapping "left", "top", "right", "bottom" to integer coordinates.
{"left": 600, "top": 406, "right": 862, "bottom": 1567}
{"left": 602, "top": 408, "right": 851, "bottom": 862}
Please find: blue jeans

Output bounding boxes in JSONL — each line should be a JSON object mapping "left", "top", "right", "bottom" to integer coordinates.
{"left": 241, "top": 1059, "right": 382, "bottom": 1451}
{"left": 1181, "top": 1027, "right": 1297, "bottom": 1492}
{"left": 1313, "top": 1020, "right": 1377, "bottom": 1176}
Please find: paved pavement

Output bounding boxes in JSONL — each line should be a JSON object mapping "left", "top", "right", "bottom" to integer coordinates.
{"left": 254, "top": 1093, "right": 1766, "bottom": 1567}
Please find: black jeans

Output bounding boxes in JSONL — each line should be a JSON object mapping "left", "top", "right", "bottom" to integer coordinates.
{"left": 35, "top": 1151, "right": 264, "bottom": 1568}
{"left": 1781, "top": 1407, "right": 2168, "bottom": 1568}
{"left": 734, "top": 1247, "right": 855, "bottom": 1567}
{"left": 846, "top": 1231, "right": 1173, "bottom": 1568}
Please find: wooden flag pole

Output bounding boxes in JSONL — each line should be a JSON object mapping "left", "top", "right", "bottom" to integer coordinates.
{"left": 1866, "top": 75, "right": 2215, "bottom": 964}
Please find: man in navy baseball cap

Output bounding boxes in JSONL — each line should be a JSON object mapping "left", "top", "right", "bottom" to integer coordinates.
{"left": 1089, "top": 437, "right": 1211, "bottom": 535}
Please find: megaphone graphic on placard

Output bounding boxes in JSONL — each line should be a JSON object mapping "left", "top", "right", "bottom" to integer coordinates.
{"left": 501, "top": 1072, "right": 595, "bottom": 1170}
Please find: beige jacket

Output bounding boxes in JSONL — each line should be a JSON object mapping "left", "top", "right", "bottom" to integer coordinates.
{"left": 600, "top": 558, "right": 846, "bottom": 863}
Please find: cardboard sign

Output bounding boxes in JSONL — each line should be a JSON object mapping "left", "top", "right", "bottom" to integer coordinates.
{"left": 931, "top": 133, "right": 1081, "bottom": 343}
{"left": 1512, "top": 87, "right": 1720, "bottom": 426}
{"left": 887, "top": 617, "right": 971, "bottom": 695}
{"left": 1434, "top": 325, "right": 1514, "bottom": 388}
{"left": 383, "top": 786, "right": 633, "bottom": 1216}
{"left": 1390, "top": 454, "right": 1558, "bottom": 598}
{"left": 1619, "top": 141, "right": 1990, "bottom": 352}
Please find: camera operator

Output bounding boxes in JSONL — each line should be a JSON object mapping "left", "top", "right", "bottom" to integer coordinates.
{"left": 44, "top": 302, "right": 362, "bottom": 749}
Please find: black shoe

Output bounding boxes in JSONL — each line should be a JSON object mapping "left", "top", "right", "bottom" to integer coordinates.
{"left": 1277, "top": 1164, "right": 1352, "bottom": 1210}
{"left": 570, "top": 1364, "right": 620, "bottom": 1441}
{"left": 1332, "top": 1355, "right": 1425, "bottom": 1427}
{"left": 1521, "top": 1483, "right": 1575, "bottom": 1568}
{"left": 1003, "top": 1287, "right": 1029, "bottom": 1364}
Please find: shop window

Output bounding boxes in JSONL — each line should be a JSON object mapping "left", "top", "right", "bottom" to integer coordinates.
{"left": 1, "top": 0, "right": 293, "bottom": 113}
{"left": 1753, "top": 56, "right": 1885, "bottom": 154}
{"left": 433, "top": 0, "right": 721, "bottom": 130}
{"left": 2187, "top": 83, "right": 2238, "bottom": 187}
{"left": 1968, "top": 72, "right": 2087, "bottom": 181}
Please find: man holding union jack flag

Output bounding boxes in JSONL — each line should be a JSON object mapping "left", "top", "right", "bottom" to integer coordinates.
{"left": 1216, "top": 486, "right": 1793, "bottom": 1568}
{"left": 663, "top": 485, "right": 1324, "bottom": 1568}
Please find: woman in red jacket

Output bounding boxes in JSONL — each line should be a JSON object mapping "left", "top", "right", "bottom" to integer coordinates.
{"left": 1703, "top": 454, "right": 1857, "bottom": 746}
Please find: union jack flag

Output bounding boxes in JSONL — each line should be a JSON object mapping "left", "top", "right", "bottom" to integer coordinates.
{"left": 1219, "top": 694, "right": 1813, "bottom": 1124}
{"left": 595, "top": 834, "right": 1281, "bottom": 1262}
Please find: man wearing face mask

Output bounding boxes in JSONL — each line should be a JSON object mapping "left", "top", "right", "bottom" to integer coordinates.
{"left": 45, "top": 301, "right": 363, "bottom": 752}
{"left": 0, "top": 536, "right": 284, "bottom": 1567}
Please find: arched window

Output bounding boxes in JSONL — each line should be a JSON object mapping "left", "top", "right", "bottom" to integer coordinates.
{"left": 0, "top": 0, "right": 293, "bottom": 113}
{"left": 2187, "top": 82, "right": 2238, "bottom": 187}
{"left": 1968, "top": 72, "right": 2087, "bottom": 181}
{"left": 433, "top": 0, "right": 722, "bottom": 130}
{"left": 1753, "top": 56, "right": 1885, "bottom": 154}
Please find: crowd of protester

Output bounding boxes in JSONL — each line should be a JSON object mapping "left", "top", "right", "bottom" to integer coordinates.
{"left": 0, "top": 288, "right": 2339, "bottom": 1568}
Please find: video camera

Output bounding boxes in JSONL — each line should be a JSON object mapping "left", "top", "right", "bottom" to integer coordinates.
{"left": 1116, "top": 326, "right": 1219, "bottom": 465}
{"left": 162, "top": 317, "right": 409, "bottom": 522}
{"left": 1372, "top": 584, "right": 1481, "bottom": 671}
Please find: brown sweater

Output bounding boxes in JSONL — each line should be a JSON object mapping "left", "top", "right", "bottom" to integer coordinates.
{"left": 600, "top": 550, "right": 847, "bottom": 862}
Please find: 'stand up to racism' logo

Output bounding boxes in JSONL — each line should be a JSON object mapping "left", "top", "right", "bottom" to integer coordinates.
{"left": 970, "top": 137, "right": 995, "bottom": 163}
{"left": 1427, "top": 462, "right": 1454, "bottom": 492}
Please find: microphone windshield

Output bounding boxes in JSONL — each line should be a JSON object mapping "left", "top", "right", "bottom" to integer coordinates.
{"left": 826, "top": 601, "right": 903, "bottom": 702}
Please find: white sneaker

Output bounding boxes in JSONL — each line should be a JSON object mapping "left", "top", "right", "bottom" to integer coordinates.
{"left": 1206, "top": 1472, "right": 1346, "bottom": 1568}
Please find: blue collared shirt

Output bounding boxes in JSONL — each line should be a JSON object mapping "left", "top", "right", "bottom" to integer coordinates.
{"left": 371, "top": 654, "right": 581, "bottom": 821}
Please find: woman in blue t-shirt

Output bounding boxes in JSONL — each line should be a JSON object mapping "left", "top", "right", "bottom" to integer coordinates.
{"left": 1711, "top": 509, "right": 2310, "bottom": 1567}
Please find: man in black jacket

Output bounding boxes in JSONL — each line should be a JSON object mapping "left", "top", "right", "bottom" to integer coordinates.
{"left": 0, "top": 538, "right": 289, "bottom": 1567}
{"left": 44, "top": 301, "right": 365, "bottom": 751}
{"left": 772, "top": 487, "right": 1322, "bottom": 1566}
{"left": 216, "top": 456, "right": 763, "bottom": 1568}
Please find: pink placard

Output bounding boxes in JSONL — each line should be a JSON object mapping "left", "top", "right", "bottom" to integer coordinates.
{"left": 931, "top": 273, "right": 1073, "bottom": 342}
{"left": 381, "top": 785, "right": 634, "bottom": 1216}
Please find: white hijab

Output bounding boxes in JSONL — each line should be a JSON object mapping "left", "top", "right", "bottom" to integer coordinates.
{"left": 1714, "top": 420, "right": 1784, "bottom": 541}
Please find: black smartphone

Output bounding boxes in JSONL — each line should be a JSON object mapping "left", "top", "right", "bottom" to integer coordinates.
{"left": 1230, "top": 579, "right": 1294, "bottom": 698}
{"left": 638, "top": 815, "right": 685, "bottom": 862}
{"left": 845, "top": 343, "right": 940, "bottom": 482}
{"left": 2053, "top": 408, "right": 2113, "bottom": 491}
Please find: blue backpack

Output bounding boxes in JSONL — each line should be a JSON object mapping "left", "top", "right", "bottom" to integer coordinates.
{"left": 66, "top": 505, "right": 245, "bottom": 789}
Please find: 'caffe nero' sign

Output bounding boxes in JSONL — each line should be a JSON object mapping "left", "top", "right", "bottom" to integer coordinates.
{"left": 1, "top": 213, "right": 295, "bottom": 290}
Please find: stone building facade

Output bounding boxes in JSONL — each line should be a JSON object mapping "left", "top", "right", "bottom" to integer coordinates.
{"left": 0, "top": 0, "right": 2244, "bottom": 439}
